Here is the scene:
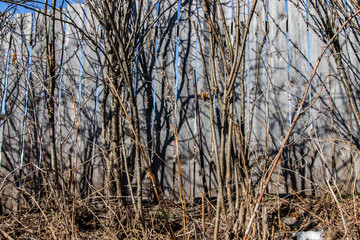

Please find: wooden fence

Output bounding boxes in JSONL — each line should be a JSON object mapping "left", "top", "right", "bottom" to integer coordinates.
{"left": 0, "top": 1, "right": 360, "bottom": 208}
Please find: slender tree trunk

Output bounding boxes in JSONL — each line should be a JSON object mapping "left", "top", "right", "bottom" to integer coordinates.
{"left": 129, "top": 89, "right": 142, "bottom": 216}
{"left": 110, "top": 94, "right": 124, "bottom": 204}
{"left": 101, "top": 86, "right": 111, "bottom": 197}
{"left": 45, "top": 0, "right": 59, "bottom": 190}
{"left": 225, "top": 102, "right": 235, "bottom": 222}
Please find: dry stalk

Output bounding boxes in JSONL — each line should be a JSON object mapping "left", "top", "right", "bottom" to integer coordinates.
{"left": 0, "top": 229, "right": 15, "bottom": 240}
{"left": 22, "top": 190, "right": 57, "bottom": 239}
{"left": 202, "top": 192, "right": 205, "bottom": 233}
{"left": 173, "top": 119, "right": 189, "bottom": 239}
{"left": 0, "top": 229, "right": 14, "bottom": 240}
{"left": 325, "top": 178, "right": 349, "bottom": 239}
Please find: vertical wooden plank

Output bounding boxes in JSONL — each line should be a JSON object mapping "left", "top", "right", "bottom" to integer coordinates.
{"left": 29, "top": 10, "right": 47, "bottom": 174}
{"left": 75, "top": 5, "right": 104, "bottom": 193}
{"left": 0, "top": 13, "right": 12, "bottom": 102}
{"left": 248, "top": 0, "right": 270, "bottom": 193}
{"left": 286, "top": 1, "right": 316, "bottom": 194}
{"left": 0, "top": 13, "right": 12, "bottom": 169}
{"left": 195, "top": 1, "right": 212, "bottom": 197}
{"left": 60, "top": 3, "right": 84, "bottom": 192}
{"left": 191, "top": 0, "right": 215, "bottom": 198}
{"left": 174, "top": 0, "right": 198, "bottom": 200}
{"left": 0, "top": 14, "right": 13, "bottom": 211}
{"left": 308, "top": 2, "right": 336, "bottom": 192}
{"left": 134, "top": 0, "right": 160, "bottom": 198}
{"left": 1, "top": 13, "right": 32, "bottom": 210}
{"left": 144, "top": 0, "right": 178, "bottom": 196}
{"left": 2, "top": 13, "right": 31, "bottom": 171}
{"left": 266, "top": 0, "right": 290, "bottom": 195}
{"left": 80, "top": 6, "right": 105, "bottom": 192}
{"left": 26, "top": 10, "right": 49, "bottom": 204}
{"left": 337, "top": 1, "right": 360, "bottom": 193}
{"left": 0, "top": 15, "right": 13, "bottom": 212}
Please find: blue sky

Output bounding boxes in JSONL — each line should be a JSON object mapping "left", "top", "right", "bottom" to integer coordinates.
{"left": 0, "top": 2, "right": 34, "bottom": 13}
{"left": 0, "top": 1, "right": 83, "bottom": 14}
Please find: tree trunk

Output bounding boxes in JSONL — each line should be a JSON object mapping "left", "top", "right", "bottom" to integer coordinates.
{"left": 45, "top": 0, "right": 59, "bottom": 191}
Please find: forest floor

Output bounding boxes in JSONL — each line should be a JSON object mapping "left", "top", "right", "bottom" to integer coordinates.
{"left": 0, "top": 194, "right": 359, "bottom": 239}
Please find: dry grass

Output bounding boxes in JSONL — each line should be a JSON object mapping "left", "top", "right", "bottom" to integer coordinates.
{"left": 1, "top": 190, "right": 359, "bottom": 239}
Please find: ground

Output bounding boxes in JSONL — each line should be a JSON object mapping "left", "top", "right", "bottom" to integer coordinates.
{"left": 0, "top": 194, "right": 359, "bottom": 239}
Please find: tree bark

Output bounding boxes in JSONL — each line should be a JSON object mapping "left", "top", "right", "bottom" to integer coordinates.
{"left": 45, "top": 0, "right": 59, "bottom": 190}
